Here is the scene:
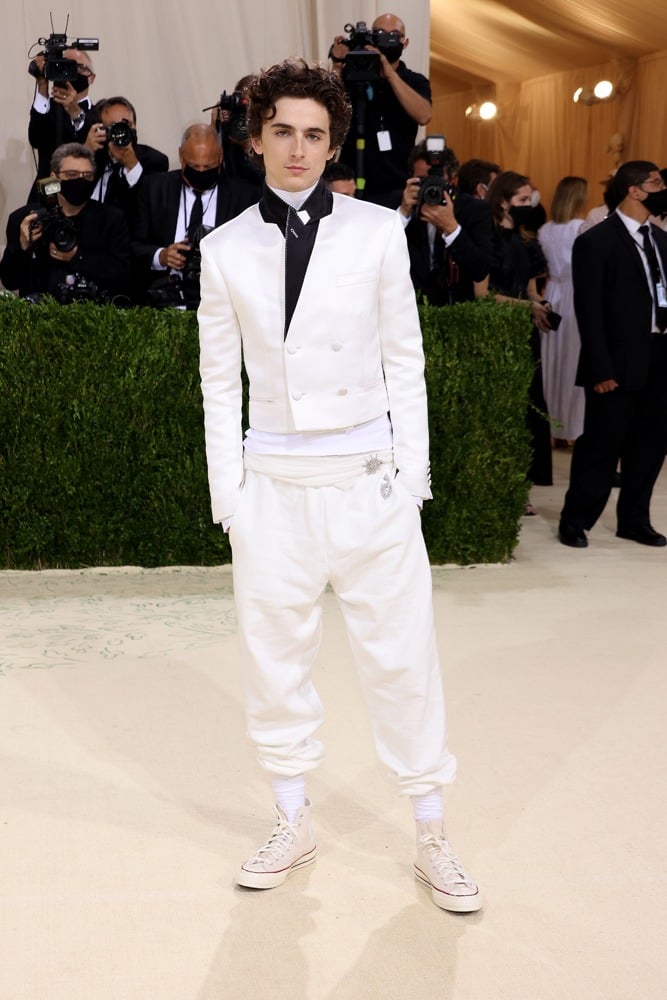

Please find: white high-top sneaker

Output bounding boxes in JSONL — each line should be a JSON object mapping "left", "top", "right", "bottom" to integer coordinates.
{"left": 414, "top": 820, "right": 482, "bottom": 912}
{"left": 237, "top": 800, "right": 317, "bottom": 889}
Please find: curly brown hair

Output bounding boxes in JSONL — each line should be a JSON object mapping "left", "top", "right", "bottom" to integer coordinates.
{"left": 247, "top": 58, "right": 351, "bottom": 151}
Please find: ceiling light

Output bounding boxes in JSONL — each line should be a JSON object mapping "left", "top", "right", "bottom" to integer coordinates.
{"left": 572, "top": 85, "right": 595, "bottom": 106}
{"left": 594, "top": 79, "right": 614, "bottom": 100}
{"left": 465, "top": 102, "right": 498, "bottom": 122}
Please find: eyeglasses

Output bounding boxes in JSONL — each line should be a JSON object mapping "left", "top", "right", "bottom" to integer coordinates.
{"left": 76, "top": 64, "right": 93, "bottom": 77}
{"left": 57, "top": 170, "right": 95, "bottom": 181}
{"left": 640, "top": 178, "right": 666, "bottom": 192}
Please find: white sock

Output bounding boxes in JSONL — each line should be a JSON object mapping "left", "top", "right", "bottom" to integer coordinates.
{"left": 411, "top": 790, "right": 444, "bottom": 823}
{"left": 271, "top": 774, "right": 307, "bottom": 823}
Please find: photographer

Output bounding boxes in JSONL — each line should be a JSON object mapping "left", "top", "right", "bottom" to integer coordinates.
{"left": 329, "top": 13, "right": 432, "bottom": 206}
{"left": 0, "top": 143, "right": 131, "bottom": 302}
{"left": 131, "top": 124, "right": 260, "bottom": 309}
{"left": 398, "top": 140, "right": 494, "bottom": 305}
{"left": 210, "top": 77, "right": 265, "bottom": 185}
{"left": 27, "top": 46, "right": 97, "bottom": 200}
{"left": 84, "top": 97, "right": 168, "bottom": 225}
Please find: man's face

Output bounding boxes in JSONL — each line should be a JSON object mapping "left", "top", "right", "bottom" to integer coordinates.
{"left": 54, "top": 155, "right": 95, "bottom": 184}
{"left": 100, "top": 103, "right": 136, "bottom": 131}
{"left": 179, "top": 138, "right": 223, "bottom": 177}
{"left": 636, "top": 171, "right": 666, "bottom": 201}
{"left": 412, "top": 158, "right": 429, "bottom": 180}
{"left": 251, "top": 97, "right": 335, "bottom": 193}
{"left": 329, "top": 178, "right": 356, "bottom": 197}
{"left": 63, "top": 49, "right": 95, "bottom": 88}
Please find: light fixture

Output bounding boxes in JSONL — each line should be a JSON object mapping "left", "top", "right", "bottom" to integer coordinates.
{"left": 594, "top": 79, "right": 614, "bottom": 100}
{"left": 465, "top": 101, "right": 498, "bottom": 122}
{"left": 573, "top": 80, "right": 616, "bottom": 105}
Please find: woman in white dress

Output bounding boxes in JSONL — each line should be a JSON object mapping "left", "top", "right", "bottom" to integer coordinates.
{"left": 538, "top": 177, "right": 588, "bottom": 444}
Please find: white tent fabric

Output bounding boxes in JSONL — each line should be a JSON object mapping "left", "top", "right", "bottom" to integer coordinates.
{"left": 0, "top": 1, "right": 429, "bottom": 251}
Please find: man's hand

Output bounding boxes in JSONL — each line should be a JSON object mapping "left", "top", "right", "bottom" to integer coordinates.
{"left": 159, "top": 241, "right": 191, "bottom": 270}
{"left": 594, "top": 379, "right": 619, "bottom": 394}
{"left": 50, "top": 81, "right": 82, "bottom": 120}
{"left": 328, "top": 35, "right": 348, "bottom": 75}
{"left": 108, "top": 140, "right": 139, "bottom": 171}
{"left": 419, "top": 192, "right": 458, "bottom": 235}
{"left": 399, "top": 176, "right": 421, "bottom": 218}
{"left": 29, "top": 54, "right": 49, "bottom": 97}
{"left": 19, "top": 213, "right": 41, "bottom": 251}
{"left": 85, "top": 122, "right": 107, "bottom": 153}
{"left": 49, "top": 242, "right": 78, "bottom": 263}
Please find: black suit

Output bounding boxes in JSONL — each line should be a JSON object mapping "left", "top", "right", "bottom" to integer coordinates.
{"left": 405, "top": 192, "right": 493, "bottom": 305}
{"left": 131, "top": 168, "right": 261, "bottom": 297}
{"left": 561, "top": 211, "right": 667, "bottom": 531}
{"left": 93, "top": 143, "right": 169, "bottom": 221}
{"left": 28, "top": 102, "right": 95, "bottom": 197}
{"left": 0, "top": 199, "right": 131, "bottom": 300}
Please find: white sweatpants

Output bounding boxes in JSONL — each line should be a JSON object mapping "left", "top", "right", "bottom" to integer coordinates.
{"left": 228, "top": 455, "right": 457, "bottom": 796}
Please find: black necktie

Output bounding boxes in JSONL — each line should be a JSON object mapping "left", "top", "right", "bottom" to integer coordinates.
{"left": 638, "top": 224, "right": 667, "bottom": 332}
{"left": 105, "top": 162, "right": 123, "bottom": 204}
{"left": 188, "top": 192, "right": 204, "bottom": 243}
{"left": 259, "top": 181, "right": 334, "bottom": 338}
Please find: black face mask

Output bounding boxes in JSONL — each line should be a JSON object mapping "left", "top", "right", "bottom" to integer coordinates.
{"left": 376, "top": 41, "right": 403, "bottom": 63}
{"left": 59, "top": 178, "right": 95, "bottom": 206}
{"left": 73, "top": 72, "right": 91, "bottom": 94}
{"left": 183, "top": 164, "right": 220, "bottom": 193}
{"left": 509, "top": 204, "right": 546, "bottom": 231}
{"left": 643, "top": 188, "right": 667, "bottom": 218}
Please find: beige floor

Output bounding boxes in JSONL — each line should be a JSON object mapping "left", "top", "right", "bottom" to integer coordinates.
{"left": 1, "top": 448, "right": 666, "bottom": 1000}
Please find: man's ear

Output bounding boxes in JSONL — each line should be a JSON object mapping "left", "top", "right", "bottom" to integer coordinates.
{"left": 250, "top": 135, "right": 263, "bottom": 156}
{"left": 402, "top": 37, "right": 409, "bottom": 51}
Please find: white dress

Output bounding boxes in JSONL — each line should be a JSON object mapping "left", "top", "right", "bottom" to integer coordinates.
{"left": 538, "top": 219, "right": 586, "bottom": 441}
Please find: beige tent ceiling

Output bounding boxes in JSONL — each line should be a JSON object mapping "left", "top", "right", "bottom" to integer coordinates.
{"left": 430, "top": 0, "right": 667, "bottom": 92}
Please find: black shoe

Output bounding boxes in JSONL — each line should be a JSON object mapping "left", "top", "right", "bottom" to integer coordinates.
{"left": 616, "top": 524, "right": 667, "bottom": 547}
{"left": 558, "top": 521, "right": 588, "bottom": 548}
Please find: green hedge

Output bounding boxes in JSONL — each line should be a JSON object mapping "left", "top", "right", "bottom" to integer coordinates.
{"left": 0, "top": 296, "right": 533, "bottom": 568}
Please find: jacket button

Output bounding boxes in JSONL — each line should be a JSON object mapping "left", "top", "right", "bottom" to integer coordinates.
{"left": 337, "top": 387, "right": 348, "bottom": 396}
{"left": 291, "top": 391, "right": 303, "bottom": 400}
{"left": 332, "top": 342, "right": 342, "bottom": 351}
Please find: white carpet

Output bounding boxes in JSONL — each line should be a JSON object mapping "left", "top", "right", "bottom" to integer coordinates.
{"left": 1, "top": 448, "right": 666, "bottom": 1000}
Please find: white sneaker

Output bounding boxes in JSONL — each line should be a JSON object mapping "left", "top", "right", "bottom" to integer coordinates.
{"left": 414, "top": 820, "right": 482, "bottom": 912}
{"left": 237, "top": 800, "right": 317, "bottom": 889}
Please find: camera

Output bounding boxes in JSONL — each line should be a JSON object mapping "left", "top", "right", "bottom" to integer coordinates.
{"left": 29, "top": 178, "right": 78, "bottom": 253}
{"left": 146, "top": 224, "right": 213, "bottom": 310}
{"left": 339, "top": 22, "right": 385, "bottom": 83}
{"left": 416, "top": 135, "right": 456, "bottom": 210}
{"left": 56, "top": 274, "right": 101, "bottom": 304}
{"left": 28, "top": 16, "right": 99, "bottom": 88}
{"left": 204, "top": 90, "right": 249, "bottom": 141}
{"left": 104, "top": 120, "right": 137, "bottom": 147}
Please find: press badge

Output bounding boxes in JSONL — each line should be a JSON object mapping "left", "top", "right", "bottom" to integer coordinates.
{"left": 377, "top": 130, "right": 392, "bottom": 151}
{"left": 657, "top": 282, "right": 667, "bottom": 308}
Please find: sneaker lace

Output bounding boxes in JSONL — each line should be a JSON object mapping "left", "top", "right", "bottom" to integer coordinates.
{"left": 420, "top": 833, "right": 477, "bottom": 891}
{"left": 247, "top": 813, "right": 298, "bottom": 865}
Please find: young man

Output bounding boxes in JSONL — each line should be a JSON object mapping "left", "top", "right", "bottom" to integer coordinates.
{"left": 558, "top": 161, "right": 667, "bottom": 548}
{"left": 198, "top": 59, "right": 480, "bottom": 913}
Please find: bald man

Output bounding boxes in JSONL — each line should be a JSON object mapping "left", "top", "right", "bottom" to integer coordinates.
{"left": 328, "top": 12, "right": 432, "bottom": 206}
{"left": 132, "top": 124, "right": 260, "bottom": 307}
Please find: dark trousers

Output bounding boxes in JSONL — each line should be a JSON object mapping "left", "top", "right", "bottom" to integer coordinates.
{"left": 561, "top": 337, "right": 667, "bottom": 530}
